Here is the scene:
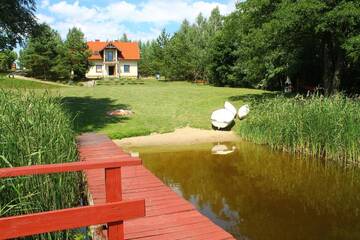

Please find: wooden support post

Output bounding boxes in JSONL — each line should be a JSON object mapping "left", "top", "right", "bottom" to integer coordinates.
{"left": 105, "top": 167, "right": 123, "bottom": 240}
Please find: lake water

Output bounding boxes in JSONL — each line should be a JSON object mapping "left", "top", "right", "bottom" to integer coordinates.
{"left": 126, "top": 141, "right": 360, "bottom": 240}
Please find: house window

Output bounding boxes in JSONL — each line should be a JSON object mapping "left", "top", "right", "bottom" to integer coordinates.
{"left": 96, "top": 65, "right": 102, "bottom": 73}
{"left": 105, "top": 51, "right": 113, "bottom": 62}
{"left": 124, "top": 65, "right": 130, "bottom": 73}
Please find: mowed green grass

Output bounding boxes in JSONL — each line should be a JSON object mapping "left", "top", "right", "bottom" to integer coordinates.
{"left": 0, "top": 75, "right": 60, "bottom": 89}
{"left": 58, "top": 79, "right": 267, "bottom": 139}
{"left": 0, "top": 76, "right": 268, "bottom": 139}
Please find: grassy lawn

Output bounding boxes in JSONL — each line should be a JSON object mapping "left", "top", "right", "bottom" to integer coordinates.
{"left": 0, "top": 74, "right": 61, "bottom": 89}
{"left": 1, "top": 76, "right": 358, "bottom": 163}
{"left": 58, "top": 79, "right": 268, "bottom": 139}
{"left": 0, "top": 76, "right": 268, "bottom": 139}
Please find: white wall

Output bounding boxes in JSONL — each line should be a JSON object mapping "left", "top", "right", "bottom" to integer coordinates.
{"left": 86, "top": 61, "right": 105, "bottom": 78}
{"left": 86, "top": 60, "right": 138, "bottom": 78}
{"left": 119, "top": 60, "right": 138, "bottom": 77}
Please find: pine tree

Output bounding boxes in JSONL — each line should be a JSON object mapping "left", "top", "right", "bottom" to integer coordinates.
{"left": 120, "top": 33, "right": 130, "bottom": 42}
{"left": 20, "top": 24, "right": 64, "bottom": 80}
{"left": 63, "top": 27, "right": 91, "bottom": 80}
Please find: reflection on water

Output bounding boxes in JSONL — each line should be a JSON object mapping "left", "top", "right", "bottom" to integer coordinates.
{"left": 127, "top": 141, "right": 360, "bottom": 240}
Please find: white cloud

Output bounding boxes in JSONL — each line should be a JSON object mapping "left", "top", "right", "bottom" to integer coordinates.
{"left": 40, "top": 0, "right": 50, "bottom": 8}
{"left": 104, "top": 0, "right": 235, "bottom": 23}
{"left": 36, "top": 13, "right": 55, "bottom": 24}
{"left": 128, "top": 28, "right": 163, "bottom": 41}
{"left": 39, "top": 0, "right": 237, "bottom": 41}
{"left": 49, "top": 1, "right": 98, "bottom": 21}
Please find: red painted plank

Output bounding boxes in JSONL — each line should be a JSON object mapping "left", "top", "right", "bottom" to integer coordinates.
{"left": 0, "top": 200, "right": 145, "bottom": 239}
{"left": 0, "top": 158, "right": 141, "bottom": 178}
{"left": 106, "top": 167, "right": 124, "bottom": 240}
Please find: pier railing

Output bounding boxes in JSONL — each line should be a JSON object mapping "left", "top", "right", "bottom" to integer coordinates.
{"left": 0, "top": 159, "right": 145, "bottom": 240}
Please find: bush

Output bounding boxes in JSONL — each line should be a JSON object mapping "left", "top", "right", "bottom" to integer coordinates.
{"left": 238, "top": 94, "right": 360, "bottom": 164}
{"left": 0, "top": 90, "right": 81, "bottom": 239}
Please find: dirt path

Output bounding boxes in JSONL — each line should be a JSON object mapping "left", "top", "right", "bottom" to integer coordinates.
{"left": 14, "top": 75, "right": 71, "bottom": 87}
{"left": 114, "top": 127, "right": 240, "bottom": 147}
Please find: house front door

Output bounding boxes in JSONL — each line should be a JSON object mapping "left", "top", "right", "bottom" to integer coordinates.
{"left": 108, "top": 66, "right": 115, "bottom": 76}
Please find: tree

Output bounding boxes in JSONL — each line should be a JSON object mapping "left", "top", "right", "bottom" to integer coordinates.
{"left": 63, "top": 27, "right": 91, "bottom": 80}
{"left": 208, "top": 10, "right": 240, "bottom": 87}
{"left": 316, "top": 1, "right": 360, "bottom": 94}
{"left": 138, "top": 8, "right": 224, "bottom": 81}
{"left": 0, "top": 0, "right": 37, "bottom": 50}
{"left": 138, "top": 29, "right": 170, "bottom": 77}
{"left": 164, "top": 20, "right": 195, "bottom": 80}
{"left": 154, "top": 29, "right": 170, "bottom": 76}
{"left": 207, "top": 0, "right": 360, "bottom": 93}
{"left": 119, "top": 33, "right": 130, "bottom": 42}
{"left": 343, "top": 35, "right": 360, "bottom": 63}
{"left": 139, "top": 41, "right": 158, "bottom": 76}
{"left": 20, "top": 24, "right": 64, "bottom": 80}
{"left": 139, "top": 1, "right": 360, "bottom": 93}
{"left": 0, "top": 50, "right": 17, "bottom": 71}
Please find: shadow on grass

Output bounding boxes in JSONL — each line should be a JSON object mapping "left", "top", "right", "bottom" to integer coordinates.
{"left": 228, "top": 92, "right": 297, "bottom": 103}
{"left": 228, "top": 92, "right": 278, "bottom": 102}
{"left": 61, "top": 96, "right": 130, "bottom": 133}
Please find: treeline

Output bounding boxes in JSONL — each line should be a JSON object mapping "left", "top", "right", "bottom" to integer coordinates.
{"left": 139, "top": 8, "right": 222, "bottom": 82}
{"left": 19, "top": 24, "right": 91, "bottom": 80}
{"left": 140, "top": 0, "right": 360, "bottom": 94}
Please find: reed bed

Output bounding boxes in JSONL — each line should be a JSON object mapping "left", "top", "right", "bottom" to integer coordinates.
{"left": 238, "top": 94, "right": 360, "bottom": 165}
{"left": 0, "top": 90, "right": 81, "bottom": 239}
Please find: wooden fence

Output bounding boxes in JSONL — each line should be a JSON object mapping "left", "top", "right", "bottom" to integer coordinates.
{"left": 0, "top": 159, "right": 145, "bottom": 239}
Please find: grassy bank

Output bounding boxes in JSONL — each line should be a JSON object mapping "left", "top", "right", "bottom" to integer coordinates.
{"left": 238, "top": 95, "right": 360, "bottom": 164}
{"left": 0, "top": 90, "right": 81, "bottom": 239}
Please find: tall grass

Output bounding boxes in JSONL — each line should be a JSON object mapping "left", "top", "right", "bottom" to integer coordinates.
{"left": 238, "top": 94, "right": 360, "bottom": 164}
{"left": 0, "top": 90, "right": 81, "bottom": 239}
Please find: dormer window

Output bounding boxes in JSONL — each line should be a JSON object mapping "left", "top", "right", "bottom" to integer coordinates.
{"left": 105, "top": 50, "right": 114, "bottom": 62}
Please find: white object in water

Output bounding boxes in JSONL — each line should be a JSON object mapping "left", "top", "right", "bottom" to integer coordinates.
{"left": 211, "top": 101, "right": 237, "bottom": 129}
{"left": 238, "top": 104, "right": 250, "bottom": 120}
{"left": 211, "top": 144, "right": 236, "bottom": 155}
{"left": 130, "top": 151, "right": 139, "bottom": 157}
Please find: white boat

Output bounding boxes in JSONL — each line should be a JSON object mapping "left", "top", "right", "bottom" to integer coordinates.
{"left": 224, "top": 101, "right": 237, "bottom": 117}
{"left": 238, "top": 104, "right": 250, "bottom": 120}
{"left": 211, "top": 101, "right": 237, "bottom": 129}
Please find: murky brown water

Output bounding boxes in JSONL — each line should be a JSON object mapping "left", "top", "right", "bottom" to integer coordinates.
{"left": 126, "top": 141, "right": 360, "bottom": 240}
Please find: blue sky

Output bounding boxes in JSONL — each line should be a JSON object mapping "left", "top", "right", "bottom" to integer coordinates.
{"left": 35, "top": 0, "right": 237, "bottom": 41}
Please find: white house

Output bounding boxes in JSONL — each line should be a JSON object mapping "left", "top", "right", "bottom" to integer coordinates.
{"left": 86, "top": 40, "right": 140, "bottom": 78}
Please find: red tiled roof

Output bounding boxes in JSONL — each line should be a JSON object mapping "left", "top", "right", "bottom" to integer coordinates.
{"left": 87, "top": 41, "right": 140, "bottom": 60}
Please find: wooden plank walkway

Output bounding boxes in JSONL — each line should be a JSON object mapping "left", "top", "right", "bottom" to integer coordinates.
{"left": 77, "top": 133, "right": 235, "bottom": 240}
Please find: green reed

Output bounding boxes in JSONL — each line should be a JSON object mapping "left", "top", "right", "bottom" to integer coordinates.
{"left": 0, "top": 90, "right": 81, "bottom": 239}
{"left": 238, "top": 94, "right": 360, "bottom": 165}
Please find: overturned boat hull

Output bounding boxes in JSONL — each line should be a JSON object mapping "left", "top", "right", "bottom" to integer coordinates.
{"left": 211, "top": 108, "right": 235, "bottom": 129}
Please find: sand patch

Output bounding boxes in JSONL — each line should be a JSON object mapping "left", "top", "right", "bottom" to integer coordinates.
{"left": 114, "top": 127, "right": 240, "bottom": 148}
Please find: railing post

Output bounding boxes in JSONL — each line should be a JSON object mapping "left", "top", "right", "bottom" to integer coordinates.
{"left": 105, "top": 167, "right": 123, "bottom": 240}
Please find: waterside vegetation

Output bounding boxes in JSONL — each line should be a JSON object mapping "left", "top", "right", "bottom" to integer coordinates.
{"left": 238, "top": 94, "right": 360, "bottom": 165}
{"left": 0, "top": 90, "right": 81, "bottom": 239}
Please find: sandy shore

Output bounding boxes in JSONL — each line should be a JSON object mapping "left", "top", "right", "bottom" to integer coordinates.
{"left": 114, "top": 127, "right": 240, "bottom": 148}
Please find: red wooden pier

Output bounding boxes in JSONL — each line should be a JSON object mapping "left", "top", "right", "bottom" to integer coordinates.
{"left": 0, "top": 133, "right": 235, "bottom": 239}
{"left": 78, "top": 133, "right": 235, "bottom": 240}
